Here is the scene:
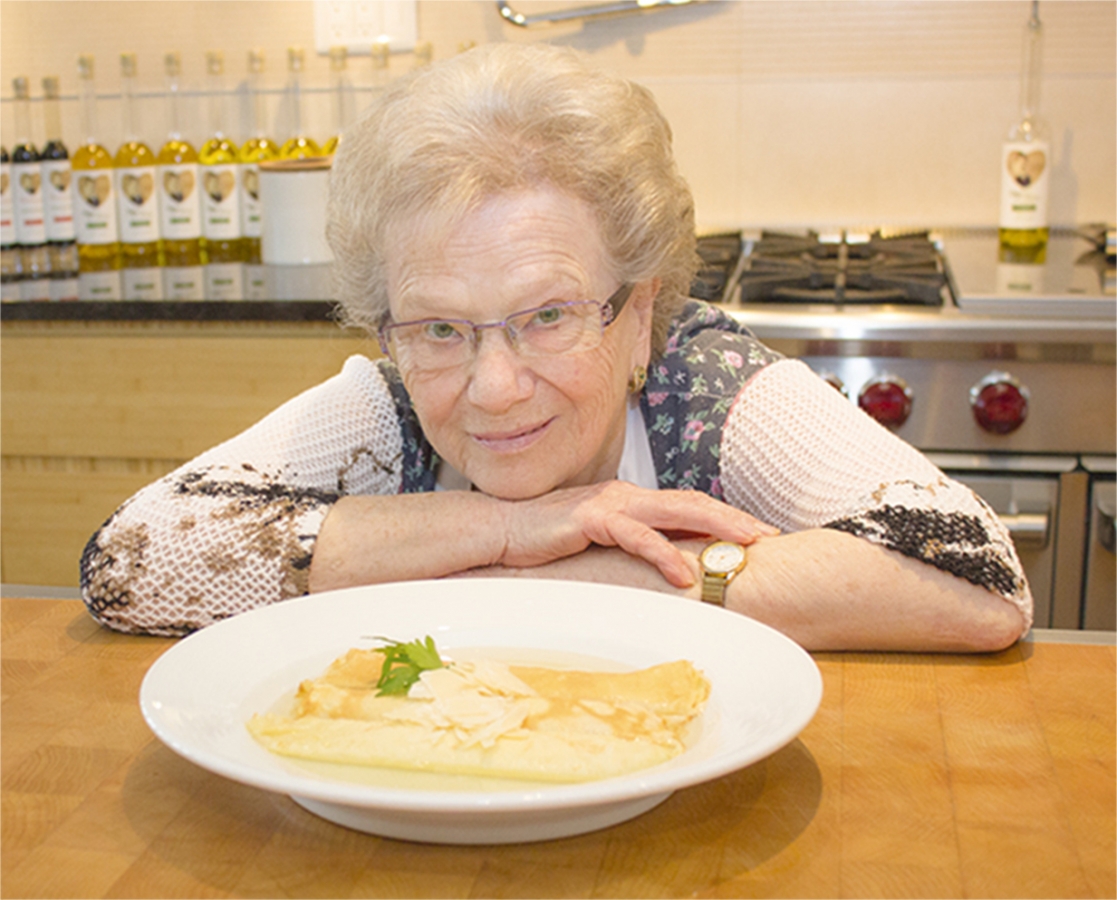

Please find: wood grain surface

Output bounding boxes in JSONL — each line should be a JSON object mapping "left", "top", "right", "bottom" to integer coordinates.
{"left": 2, "top": 598, "right": 1114, "bottom": 899}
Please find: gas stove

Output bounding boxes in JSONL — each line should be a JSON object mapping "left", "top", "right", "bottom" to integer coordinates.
{"left": 694, "top": 226, "right": 1114, "bottom": 319}
{"left": 694, "top": 226, "right": 1116, "bottom": 632}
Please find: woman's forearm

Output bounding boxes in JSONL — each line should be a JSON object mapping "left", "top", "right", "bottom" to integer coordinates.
{"left": 458, "top": 529, "right": 1027, "bottom": 653}
{"left": 308, "top": 492, "right": 510, "bottom": 592}
{"left": 723, "top": 529, "right": 1026, "bottom": 652}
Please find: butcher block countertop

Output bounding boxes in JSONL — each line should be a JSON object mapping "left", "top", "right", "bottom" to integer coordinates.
{"left": 2, "top": 596, "right": 1114, "bottom": 899}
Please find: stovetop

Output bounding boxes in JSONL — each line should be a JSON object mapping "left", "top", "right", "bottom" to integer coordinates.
{"left": 694, "top": 227, "right": 1115, "bottom": 324}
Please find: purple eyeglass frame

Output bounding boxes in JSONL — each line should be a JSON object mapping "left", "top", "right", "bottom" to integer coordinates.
{"left": 377, "top": 282, "right": 635, "bottom": 360}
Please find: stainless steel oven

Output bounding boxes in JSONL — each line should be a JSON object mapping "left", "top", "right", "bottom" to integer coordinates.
{"left": 701, "top": 227, "right": 1116, "bottom": 631}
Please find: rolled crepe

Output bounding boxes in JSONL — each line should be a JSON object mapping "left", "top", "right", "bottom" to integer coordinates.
{"left": 247, "top": 648, "right": 709, "bottom": 783}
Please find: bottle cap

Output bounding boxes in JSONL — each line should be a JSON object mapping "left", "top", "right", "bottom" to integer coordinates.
{"left": 207, "top": 50, "right": 224, "bottom": 76}
{"left": 287, "top": 47, "right": 305, "bottom": 72}
{"left": 78, "top": 55, "right": 95, "bottom": 80}
{"left": 120, "top": 53, "right": 138, "bottom": 78}
{"left": 42, "top": 76, "right": 61, "bottom": 98}
{"left": 248, "top": 48, "right": 265, "bottom": 74}
{"left": 12, "top": 77, "right": 29, "bottom": 100}
{"left": 165, "top": 51, "right": 182, "bottom": 77}
{"left": 329, "top": 46, "right": 347, "bottom": 71}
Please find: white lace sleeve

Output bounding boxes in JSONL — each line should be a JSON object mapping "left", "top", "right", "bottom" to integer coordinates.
{"left": 719, "top": 358, "right": 1033, "bottom": 630}
{"left": 80, "top": 355, "right": 404, "bottom": 635}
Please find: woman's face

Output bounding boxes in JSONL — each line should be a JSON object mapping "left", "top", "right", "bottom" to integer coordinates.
{"left": 385, "top": 187, "right": 655, "bottom": 500}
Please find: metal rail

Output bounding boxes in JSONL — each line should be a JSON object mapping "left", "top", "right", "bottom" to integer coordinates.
{"left": 497, "top": 0, "right": 697, "bottom": 28}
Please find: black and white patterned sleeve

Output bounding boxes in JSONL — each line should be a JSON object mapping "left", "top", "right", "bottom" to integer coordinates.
{"left": 718, "top": 358, "right": 1033, "bottom": 629}
{"left": 80, "top": 355, "right": 405, "bottom": 636}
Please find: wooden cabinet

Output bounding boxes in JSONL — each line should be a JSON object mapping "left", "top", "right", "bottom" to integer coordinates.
{"left": 1, "top": 320, "right": 375, "bottom": 587}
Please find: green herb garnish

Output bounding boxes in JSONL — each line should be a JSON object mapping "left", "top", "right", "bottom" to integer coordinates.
{"left": 373, "top": 635, "right": 444, "bottom": 696}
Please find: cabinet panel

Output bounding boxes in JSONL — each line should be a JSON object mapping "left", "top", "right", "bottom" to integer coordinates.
{"left": 1, "top": 323, "right": 378, "bottom": 587}
{"left": 2, "top": 329, "right": 375, "bottom": 459}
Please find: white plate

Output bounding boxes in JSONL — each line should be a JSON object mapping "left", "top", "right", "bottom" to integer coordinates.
{"left": 140, "top": 579, "right": 822, "bottom": 844}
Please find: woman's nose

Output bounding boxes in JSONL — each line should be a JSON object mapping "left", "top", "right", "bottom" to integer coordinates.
{"left": 466, "top": 329, "right": 534, "bottom": 411}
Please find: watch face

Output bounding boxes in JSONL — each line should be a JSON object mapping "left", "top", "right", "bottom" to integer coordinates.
{"left": 703, "top": 542, "right": 745, "bottom": 574}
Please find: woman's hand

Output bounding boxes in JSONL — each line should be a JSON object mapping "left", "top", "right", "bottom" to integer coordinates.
{"left": 498, "top": 480, "right": 778, "bottom": 588}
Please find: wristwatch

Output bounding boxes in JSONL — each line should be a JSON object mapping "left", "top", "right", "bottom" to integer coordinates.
{"left": 698, "top": 540, "right": 748, "bottom": 606}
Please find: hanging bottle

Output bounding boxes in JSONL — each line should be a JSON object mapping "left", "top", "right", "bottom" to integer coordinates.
{"left": 280, "top": 47, "right": 322, "bottom": 159}
{"left": 999, "top": 1, "right": 1050, "bottom": 250}
{"left": 322, "top": 46, "right": 352, "bottom": 155}
{"left": 1, "top": 146, "right": 22, "bottom": 300}
{"left": 115, "top": 53, "right": 162, "bottom": 284}
{"left": 157, "top": 51, "right": 203, "bottom": 269}
{"left": 40, "top": 76, "right": 79, "bottom": 291}
{"left": 11, "top": 77, "right": 50, "bottom": 299}
{"left": 199, "top": 50, "right": 243, "bottom": 266}
{"left": 239, "top": 49, "right": 280, "bottom": 264}
{"left": 72, "top": 54, "right": 121, "bottom": 279}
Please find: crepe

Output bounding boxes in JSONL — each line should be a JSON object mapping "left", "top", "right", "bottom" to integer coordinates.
{"left": 247, "top": 647, "right": 709, "bottom": 783}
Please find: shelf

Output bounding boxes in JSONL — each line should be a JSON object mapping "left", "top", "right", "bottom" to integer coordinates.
{"left": 0, "top": 300, "right": 338, "bottom": 323}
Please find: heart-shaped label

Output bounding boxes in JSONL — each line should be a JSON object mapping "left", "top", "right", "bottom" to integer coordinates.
{"left": 19, "top": 171, "right": 41, "bottom": 195}
{"left": 204, "top": 169, "right": 237, "bottom": 203}
{"left": 1006, "top": 150, "right": 1046, "bottom": 187}
{"left": 164, "top": 169, "right": 196, "bottom": 202}
{"left": 50, "top": 169, "right": 71, "bottom": 192}
{"left": 79, "top": 174, "right": 112, "bottom": 207}
{"left": 122, "top": 172, "right": 154, "bottom": 205}
{"left": 242, "top": 168, "right": 259, "bottom": 201}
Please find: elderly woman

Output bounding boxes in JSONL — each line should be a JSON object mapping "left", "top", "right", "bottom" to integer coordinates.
{"left": 80, "top": 43, "right": 1031, "bottom": 650}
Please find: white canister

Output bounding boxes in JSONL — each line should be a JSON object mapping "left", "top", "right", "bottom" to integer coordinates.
{"left": 258, "top": 158, "right": 334, "bottom": 265}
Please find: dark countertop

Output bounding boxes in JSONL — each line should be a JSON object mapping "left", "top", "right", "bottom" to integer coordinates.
{"left": 0, "top": 300, "right": 338, "bottom": 322}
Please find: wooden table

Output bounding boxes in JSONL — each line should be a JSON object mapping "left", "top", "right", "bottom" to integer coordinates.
{"left": 2, "top": 598, "right": 1114, "bottom": 899}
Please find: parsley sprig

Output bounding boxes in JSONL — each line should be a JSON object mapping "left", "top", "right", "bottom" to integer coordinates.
{"left": 373, "top": 635, "right": 444, "bottom": 696}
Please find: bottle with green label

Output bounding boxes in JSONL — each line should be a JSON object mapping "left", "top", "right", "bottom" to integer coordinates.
{"left": 40, "top": 76, "right": 79, "bottom": 287}
{"left": 157, "top": 51, "right": 203, "bottom": 268}
{"left": 999, "top": 1, "right": 1049, "bottom": 249}
{"left": 115, "top": 53, "right": 161, "bottom": 278}
{"left": 10, "top": 76, "right": 50, "bottom": 296}
{"left": 239, "top": 49, "right": 280, "bottom": 262}
{"left": 72, "top": 55, "right": 121, "bottom": 275}
{"left": 199, "top": 50, "right": 243, "bottom": 266}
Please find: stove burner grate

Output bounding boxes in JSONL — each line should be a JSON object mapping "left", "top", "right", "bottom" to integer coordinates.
{"left": 739, "top": 230, "right": 947, "bottom": 306}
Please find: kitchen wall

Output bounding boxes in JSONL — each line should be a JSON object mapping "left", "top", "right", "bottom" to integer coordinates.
{"left": 1, "top": 0, "right": 1114, "bottom": 232}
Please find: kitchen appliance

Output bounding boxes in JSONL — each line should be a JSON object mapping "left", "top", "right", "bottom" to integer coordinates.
{"left": 699, "top": 227, "right": 1116, "bottom": 631}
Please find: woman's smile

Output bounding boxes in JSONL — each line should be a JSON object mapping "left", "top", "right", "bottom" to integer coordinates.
{"left": 471, "top": 417, "right": 556, "bottom": 453}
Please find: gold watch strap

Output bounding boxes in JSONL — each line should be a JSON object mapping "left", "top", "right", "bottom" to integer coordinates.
{"left": 700, "top": 571, "right": 729, "bottom": 605}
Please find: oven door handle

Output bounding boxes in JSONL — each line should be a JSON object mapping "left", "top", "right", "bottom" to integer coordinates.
{"left": 1095, "top": 488, "right": 1115, "bottom": 555}
{"left": 999, "top": 512, "right": 1050, "bottom": 552}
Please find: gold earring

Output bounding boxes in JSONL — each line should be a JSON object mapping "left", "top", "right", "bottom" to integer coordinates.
{"left": 628, "top": 365, "right": 647, "bottom": 394}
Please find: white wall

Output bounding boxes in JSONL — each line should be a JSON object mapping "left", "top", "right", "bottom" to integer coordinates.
{"left": 2, "top": 0, "right": 1113, "bottom": 231}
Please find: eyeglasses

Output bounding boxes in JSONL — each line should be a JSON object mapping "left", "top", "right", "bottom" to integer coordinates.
{"left": 378, "top": 283, "right": 634, "bottom": 374}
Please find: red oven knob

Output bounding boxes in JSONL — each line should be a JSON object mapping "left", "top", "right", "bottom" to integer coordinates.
{"left": 970, "top": 372, "right": 1029, "bottom": 434}
{"left": 858, "top": 375, "right": 913, "bottom": 428}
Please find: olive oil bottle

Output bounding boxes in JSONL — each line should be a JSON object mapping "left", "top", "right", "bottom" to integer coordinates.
{"left": 114, "top": 53, "right": 161, "bottom": 276}
{"left": 239, "top": 49, "right": 280, "bottom": 261}
{"left": 71, "top": 55, "right": 120, "bottom": 274}
{"left": 999, "top": 1, "right": 1050, "bottom": 249}
{"left": 157, "top": 52, "right": 203, "bottom": 267}
{"left": 10, "top": 77, "right": 50, "bottom": 298}
{"left": 1, "top": 145, "right": 21, "bottom": 299}
{"left": 280, "top": 47, "right": 322, "bottom": 160}
{"left": 40, "top": 77, "right": 78, "bottom": 283}
{"left": 199, "top": 51, "right": 243, "bottom": 265}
